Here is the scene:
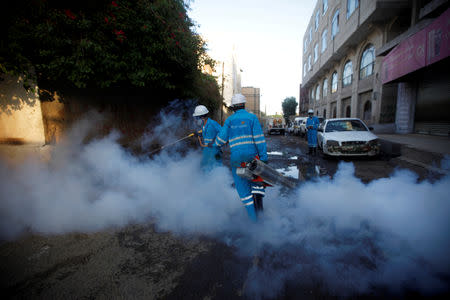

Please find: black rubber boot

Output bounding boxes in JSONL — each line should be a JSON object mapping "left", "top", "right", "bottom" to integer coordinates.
{"left": 308, "top": 147, "right": 312, "bottom": 154}
{"left": 253, "top": 194, "right": 264, "bottom": 216}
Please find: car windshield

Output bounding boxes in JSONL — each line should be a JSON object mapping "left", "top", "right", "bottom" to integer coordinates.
{"left": 325, "top": 120, "right": 368, "bottom": 132}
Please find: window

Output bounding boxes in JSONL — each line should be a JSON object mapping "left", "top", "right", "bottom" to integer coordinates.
{"left": 304, "top": 38, "right": 308, "bottom": 53}
{"left": 345, "top": 105, "right": 351, "bottom": 117}
{"left": 315, "top": 11, "right": 320, "bottom": 31}
{"left": 321, "top": 29, "right": 327, "bottom": 53}
{"left": 331, "top": 72, "right": 338, "bottom": 93}
{"left": 342, "top": 60, "right": 353, "bottom": 87}
{"left": 322, "top": 78, "right": 328, "bottom": 97}
{"left": 315, "top": 84, "right": 320, "bottom": 101}
{"left": 310, "top": 89, "right": 315, "bottom": 103}
{"left": 323, "top": 109, "right": 326, "bottom": 118}
{"left": 314, "top": 43, "right": 319, "bottom": 63}
{"left": 323, "top": 0, "right": 328, "bottom": 14}
{"left": 303, "top": 63, "right": 307, "bottom": 77}
{"left": 325, "top": 120, "right": 368, "bottom": 132}
{"left": 308, "top": 55, "right": 312, "bottom": 71}
{"left": 360, "top": 44, "right": 375, "bottom": 79}
{"left": 332, "top": 10, "right": 339, "bottom": 38}
{"left": 347, "top": 0, "right": 359, "bottom": 19}
{"left": 309, "top": 27, "right": 312, "bottom": 43}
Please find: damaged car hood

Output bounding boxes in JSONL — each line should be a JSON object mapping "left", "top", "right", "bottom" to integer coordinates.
{"left": 324, "top": 131, "right": 378, "bottom": 143}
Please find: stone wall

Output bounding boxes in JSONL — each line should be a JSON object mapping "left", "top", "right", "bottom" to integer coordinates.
{"left": 0, "top": 75, "right": 45, "bottom": 145}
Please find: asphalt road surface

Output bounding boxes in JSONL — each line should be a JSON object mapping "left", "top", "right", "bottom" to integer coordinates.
{"left": 1, "top": 134, "right": 446, "bottom": 299}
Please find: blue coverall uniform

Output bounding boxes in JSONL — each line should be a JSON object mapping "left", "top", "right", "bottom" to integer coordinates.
{"left": 214, "top": 109, "right": 268, "bottom": 221}
{"left": 306, "top": 116, "right": 320, "bottom": 148}
{"left": 200, "top": 118, "right": 222, "bottom": 171}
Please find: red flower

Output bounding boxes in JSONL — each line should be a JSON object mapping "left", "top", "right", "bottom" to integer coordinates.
{"left": 111, "top": 1, "right": 118, "bottom": 7}
{"left": 64, "top": 9, "right": 76, "bottom": 20}
{"left": 104, "top": 17, "right": 109, "bottom": 24}
{"left": 114, "top": 29, "right": 125, "bottom": 35}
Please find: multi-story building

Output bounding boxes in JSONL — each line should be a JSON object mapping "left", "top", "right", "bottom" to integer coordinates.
{"left": 210, "top": 46, "right": 242, "bottom": 124}
{"left": 301, "top": 0, "right": 449, "bottom": 135}
{"left": 241, "top": 87, "right": 261, "bottom": 118}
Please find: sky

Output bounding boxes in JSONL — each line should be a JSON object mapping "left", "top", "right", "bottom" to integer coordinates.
{"left": 188, "top": 0, "right": 317, "bottom": 115}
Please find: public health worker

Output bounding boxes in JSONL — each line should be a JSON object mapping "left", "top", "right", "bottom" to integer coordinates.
{"left": 192, "top": 105, "right": 222, "bottom": 171}
{"left": 306, "top": 109, "right": 320, "bottom": 155}
{"left": 214, "top": 94, "right": 267, "bottom": 221}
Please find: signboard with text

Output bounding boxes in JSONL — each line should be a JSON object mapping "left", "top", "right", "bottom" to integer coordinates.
{"left": 382, "top": 8, "right": 450, "bottom": 84}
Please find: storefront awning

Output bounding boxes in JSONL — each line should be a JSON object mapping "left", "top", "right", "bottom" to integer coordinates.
{"left": 381, "top": 8, "right": 450, "bottom": 84}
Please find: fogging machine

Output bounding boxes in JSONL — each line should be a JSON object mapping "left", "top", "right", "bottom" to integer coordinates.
{"left": 236, "top": 159, "right": 297, "bottom": 189}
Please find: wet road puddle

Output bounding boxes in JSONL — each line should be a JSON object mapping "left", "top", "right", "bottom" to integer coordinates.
{"left": 267, "top": 151, "right": 283, "bottom": 156}
{"left": 276, "top": 165, "right": 299, "bottom": 179}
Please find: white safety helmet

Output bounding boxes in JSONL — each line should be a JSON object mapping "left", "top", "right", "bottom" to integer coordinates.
{"left": 308, "top": 109, "right": 314, "bottom": 114}
{"left": 231, "top": 93, "right": 246, "bottom": 106}
{"left": 193, "top": 105, "right": 209, "bottom": 117}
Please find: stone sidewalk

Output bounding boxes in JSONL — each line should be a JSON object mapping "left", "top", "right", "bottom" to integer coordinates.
{"left": 378, "top": 133, "right": 450, "bottom": 174}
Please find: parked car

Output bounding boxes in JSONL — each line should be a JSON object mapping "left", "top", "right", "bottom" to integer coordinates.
{"left": 293, "top": 117, "right": 307, "bottom": 136}
{"left": 299, "top": 119, "right": 307, "bottom": 137}
{"left": 286, "top": 124, "right": 295, "bottom": 134}
{"left": 317, "top": 118, "right": 380, "bottom": 156}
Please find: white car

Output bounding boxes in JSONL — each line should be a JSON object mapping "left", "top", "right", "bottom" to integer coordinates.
{"left": 299, "top": 119, "right": 307, "bottom": 137}
{"left": 287, "top": 125, "right": 294, "bottom": 134}
{"left": 317, "top": 118, "right": 380, "bottom": 156}
{"left": 293, "top": 117, "right": 307, "bottom": 136}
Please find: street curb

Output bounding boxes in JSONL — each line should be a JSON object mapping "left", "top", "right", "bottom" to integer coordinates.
{"left": 380, "top": 139, "right": 447, "bottom": 174}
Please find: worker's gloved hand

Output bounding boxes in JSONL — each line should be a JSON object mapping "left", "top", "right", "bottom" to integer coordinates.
{"left": 208, "top": 142, "right": 214, "bottom": 147}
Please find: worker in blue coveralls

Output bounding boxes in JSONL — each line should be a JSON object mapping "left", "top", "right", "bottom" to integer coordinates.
{"left": 192, "top": 105, "right": 222, "bottom": 171}
{"left": 214, "top": 94, "right": 268, "bottom": 221}
{"left": 306, "top": 109, "right": 320, "bottom": 155}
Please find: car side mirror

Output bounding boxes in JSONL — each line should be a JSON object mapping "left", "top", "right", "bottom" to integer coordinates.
{"left": 369, "top": 127, "right": 374, "bottom": 131}
{"left": 318, "top": 128, "right": 323, "bottom": 132}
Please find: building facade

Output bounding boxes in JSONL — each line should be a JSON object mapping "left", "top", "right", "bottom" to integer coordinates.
{"left": 241, "top": 87, "right": 261, "bottom": 118}
{"left": 209, "top": 46, "right": 242, "bottom": 124}
{"left": 301, "top": 0, "right": 449, "bottom": 135}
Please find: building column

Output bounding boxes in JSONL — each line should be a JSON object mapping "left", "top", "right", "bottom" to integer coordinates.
{"left": 350, "top": 93, "right": 359, "bottom": 118}
{"left": 336, "top": 98, "right": 342, "bottom": 118}
{"left": 395, "top": 82, "right": 416, "bottom": 133}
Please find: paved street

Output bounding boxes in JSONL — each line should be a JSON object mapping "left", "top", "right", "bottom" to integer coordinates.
{"left": 264, "top": 133, "right": 439, "bottom": 183}
{"left": 0, "top": 133, "right": 447, "bottom": 300}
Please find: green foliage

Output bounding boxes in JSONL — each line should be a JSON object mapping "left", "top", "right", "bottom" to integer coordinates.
{"left": 281, "top": 96, "right": 298, "bottom": 118}
{"left": 0, "top": 0, "right": 218, "bottom": 104}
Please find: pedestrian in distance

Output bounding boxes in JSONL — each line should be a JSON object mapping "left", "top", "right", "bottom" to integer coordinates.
{"left": 306, "top": 109, "right": 320, "bottom": 155}
{"left": 192, "top": 105, "right": 222, "bottom": 172}
{"left": 214, "top": 94, "right": 268, "bottom": 222}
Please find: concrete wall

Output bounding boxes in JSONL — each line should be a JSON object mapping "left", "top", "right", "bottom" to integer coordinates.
{"left": 0, "top": 75, "right": 45, "bottom": 145}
